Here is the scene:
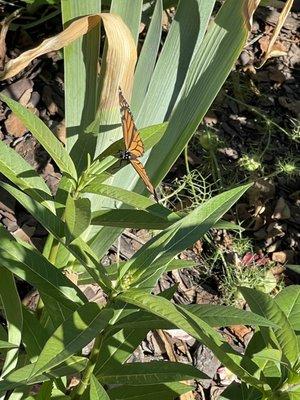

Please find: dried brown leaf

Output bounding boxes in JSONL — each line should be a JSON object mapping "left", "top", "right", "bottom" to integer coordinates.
{"left": 243, "top": 0, "right": 261, "bottom": 31}
{"left": 258, "top": 0, "right": 293, "bottom": 67}
{"left": 0, "top": 9, "right": 22, "bottom": 71}
{"left": 0, "top": 13, "right": 137, "bottom": 105}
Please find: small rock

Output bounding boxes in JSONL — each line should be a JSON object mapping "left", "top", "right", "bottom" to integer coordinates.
{"left": 269, "top": 69, "right": 286, "bottom": 84}
{"left": 254, "top": 228, "right": 267, "bottom": 240}
{"left": 240, "top": 51, "right": 251, "bottom": 66}
{"left": 267, "top": 222, "right": 286, "bottom": 238}
{"left": 272, "top": 251, "right": 294, "bottom": 264}
{"left": 218, "top": 147, "right": 239, "bottom": 160}
{"left": 1, "top": 78, "right": 33, "bottom": 102}
{"left": 272, "top": 197, "right": 291, "bottom": 220}
{"left": 5, "top": 107, "right": 38, "bottom": 138}
{"left": 5, "top": 112, "right": 28, "bottom": 137}
{"left": 203, "top": 111, "right": 218, "bottom": 125}
{"left": 28, "top": 91, "right": 40, "bottom": 108}
{"left": 2, "top": 216, "right": 18, "bottom": 232}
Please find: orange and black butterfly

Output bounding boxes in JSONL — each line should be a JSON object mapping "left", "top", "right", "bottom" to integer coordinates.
{"left": 118, "top": 87, "right": 158, "bottom": 202}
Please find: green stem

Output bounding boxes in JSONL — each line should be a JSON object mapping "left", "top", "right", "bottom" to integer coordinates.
{"left": 209, "top": 149, "right": 223, "bottom": 189}
{"left": 225, "top": 94, "right": 294, "bottom": 140}
{"left": 71, "top": 334, "right": 104, "bottom": 399}
{"left": 184, "top": 144, "right": 197, "bottom": 199}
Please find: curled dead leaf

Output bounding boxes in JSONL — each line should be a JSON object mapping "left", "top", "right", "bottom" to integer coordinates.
{"left": 0, "top": 13, "right": 137, "bottom": 104}
{"left": 258, "top": 0, "right": 293, "bottom": 67}
{"left": 243, "top": 0, "right": 261, "bottom": 32}
{"left": 0, "top": 9, "right": 22, "bottom": 71}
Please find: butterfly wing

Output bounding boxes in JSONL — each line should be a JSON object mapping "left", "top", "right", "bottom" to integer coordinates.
{"left": 119, "top": 88, "right": 144, "bottom": 158}
{"left": 130, "top": 158, "right": 158, "bottom": 201}
{"left": 119, "top": 87, "right": 157, "bottom": 201}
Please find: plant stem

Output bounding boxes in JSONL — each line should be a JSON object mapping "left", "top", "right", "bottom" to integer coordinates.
{"left": 209, "top": 148, "right": 223, "bottom": 190}
{"left": 226, "top": 94, "right": 295, "bottom": 141}
{"left": 184, "top": 144, "right": 197, "bottom": 199}
{"left": 71, "top": 334, "right": 103, "bottom": 399}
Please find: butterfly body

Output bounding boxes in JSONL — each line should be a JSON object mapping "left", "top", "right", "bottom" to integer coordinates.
{"left": 118, "top": 87, "right": 158, "bottom": 202}
{"left": 119, "top": 149, "right": 138, "bottom": 161}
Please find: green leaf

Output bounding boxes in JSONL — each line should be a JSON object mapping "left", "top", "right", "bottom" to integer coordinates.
{"left": 84, "top": 122, "right": 168, "bottom": 263}
{"left": 0, "top": 341, "right": 18, "bottom": 350}
{"left": 35, "top": 381, "right": 54, "bottom": 400}
{"left": 22, "top": 308, "right": 48, "bottom": 360}
{"left": 214, "top": 220, "right": 244, "bottom": 232}
{"left": 250, "top": 347, "right": 282, "bottom": 371}
{"left": 0, "top": 267, "right": 23, "bottom": 376}
{"left": 98, "top": 360, "right": 206, "bottom": 384}
{"left": 61, "top": 0, "right": 100, "bottom": 174}
{"left": 240, "top": 287, "right": 299, "bottom": 368}
{"left": 275, "top": 286, "right": 300, "bottom": 331}
{"left": 78, "top": 259, "right": 195, "bottom": 285}
{"left": 83, "top": 183, "right": 174, "bottom": 220}
{"left": 185, "top": 304, "right": 277, "bottom": 328}
{"left": 0, "top": 357, "right": 88, "bottom": 393}
{"left": 132, "top": 0, "right": 162, "bottom": 114}
{"left": 108, "top": 382, "right": 193, "bottom": 400}
{"left": 220, "top": 383, "right": 261, "bottom": 400}
{"left": 0, "top": 226, "right": 86, "bottom": 310}
{"left": 1, "top": 182, "right": 111, "bottom": 288}
{"left": 65, "top": 196, "right": 91, "bottom": 243}
{"left": 118, "top": 290, "right": 263, "bottom": 388}
{"left": 30, "top": 304, "right": 113, "bottom": 378}
{"left": 137, "top": 0, "right": 210, "bottom": 127}
{"left": 91, "top": 209, "right": 171, "bottom": 229}
{"left": 112, "top": 0, "right": 215, "bottom": 194}
{"left": 118, "top": 184, "right": 251, "bottom": 288}
{"left": 0, "top": 94, "right": 77, "bottom": 181}
{"left": 0, "top": 140, "right": 54, "bottom": 212}
{"left": 110, "top": 0, "right": 142, "bottom": 44}
{"left": 244, "top": 330, "right": 282, "bottom": 385}
{"left": 89, "top": 374, "right": 110, "bottom": 400}
{"left": 107, "top": 310, "right": 171, "bottom": 334}
{"left": 144, "top": 0, "right": 250, "bottom": 188}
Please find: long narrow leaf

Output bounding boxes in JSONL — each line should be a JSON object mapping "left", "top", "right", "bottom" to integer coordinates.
{"left": 118, "top": 184, "right": 251, "bottom": 287}
{"left": 98, "top": 360, "right": 206, "bottom": 384}
{"left": 30, "top": 304, "right": 113, "bottom": 378}
{"left": 61, "top": 0, "right": 101, "bottom": 174}
{"left": 107, "top": 382, "right": 193, "bottom": 400}
{"left": 22, "top": 308, "right": 48, "bottom": 361}
{"left": 240, "top": 287, "right": 299, "bottom": 368}
{"left": 89, "top": 375, "right": 110, "bottom": 400}
{"left": 0, "top": 140, "right": 54, "bottom": 212}
{"left": 0, "top": 226, "right": 86, "bottom": 310}
{"left": 132, "top": 0, "right": 163, "bottom": 114}
{"left": 118, "top": 290, "right": 263, "bottom": 389}
{"left": 110, "top": 0, "right": 143, "bottom": 44}
{"left": 147, "top": 0, "right": 258, "bottom": 187}
{"left": 137, "top": 0, "right": 209, "bottom": 126}
{"left": 0, "top": 94, "right": 77, "bottom": 181}
{"left": 84, "top": 183, "right": 174, "bottom": 219}
{"left": 275, "top": 285, "right": 300, "bottom": 331}
{"left": 0, "top": 267, "right": 22, "bottom": 377}
{"left": 0, "top": 357, "right": 88, "bottom": 393}
{"left": 91, "top": 209, "right": 171, "bottom": 229}
{"left": 0, "top": 182, "right": 111, "bottom": 288}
